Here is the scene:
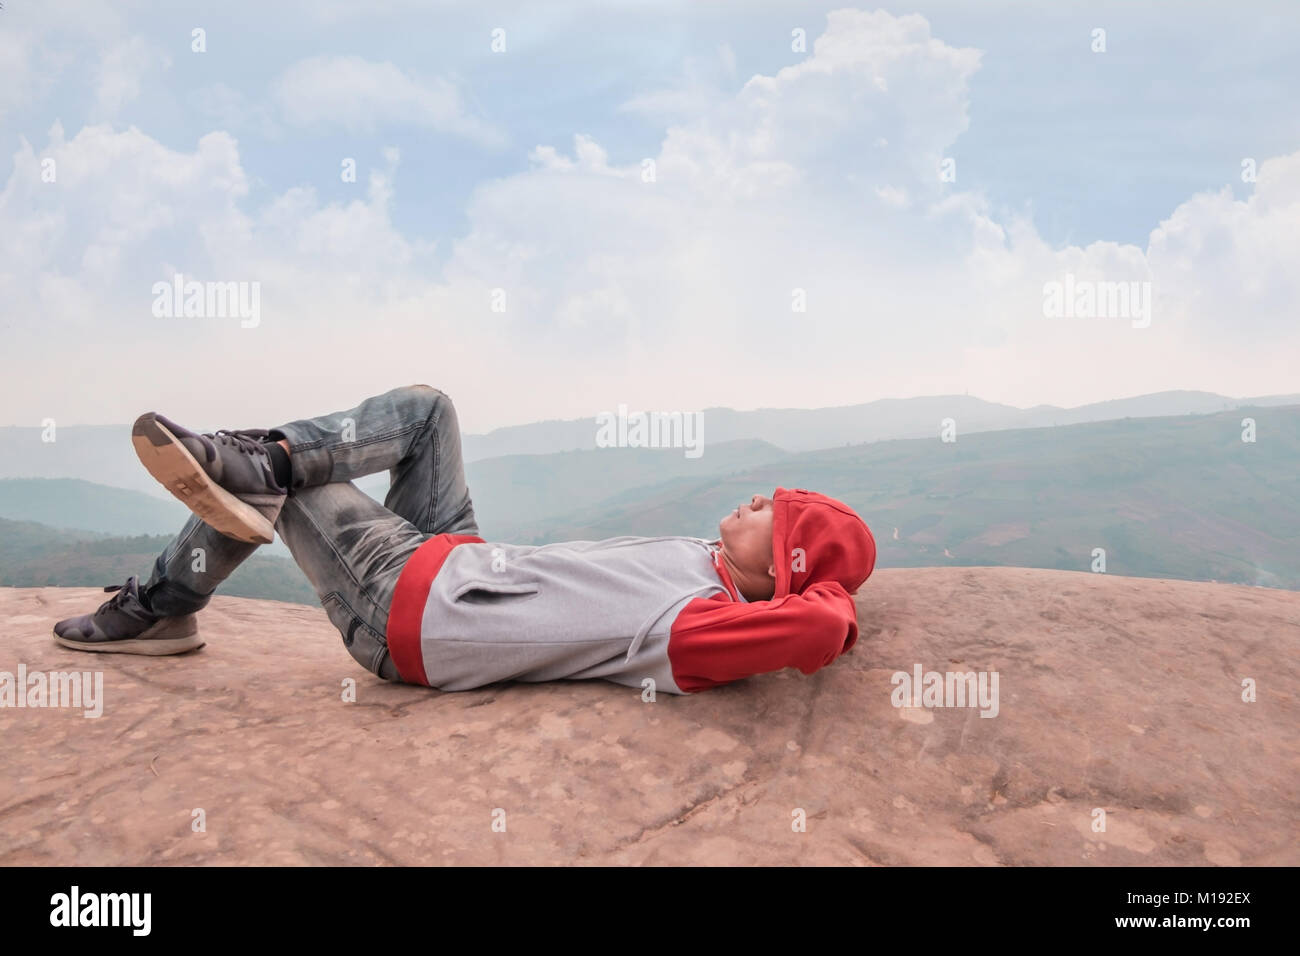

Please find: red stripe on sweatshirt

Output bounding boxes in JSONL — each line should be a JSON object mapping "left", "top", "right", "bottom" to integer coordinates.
{"left": 386, "top": 533, "right": 484, "bottom": 685}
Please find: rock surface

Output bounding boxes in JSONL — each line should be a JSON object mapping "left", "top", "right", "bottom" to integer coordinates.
{"left": 2, "top": 568, "right": 1297, "bottom": 865}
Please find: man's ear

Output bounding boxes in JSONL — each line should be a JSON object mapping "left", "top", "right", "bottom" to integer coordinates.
{"left": 766, "top": 562, "right": 776, "bottom": 580}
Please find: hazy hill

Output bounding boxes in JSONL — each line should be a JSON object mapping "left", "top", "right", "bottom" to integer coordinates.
{"left": 0, "top": 443, "right": 790, "bottom": 545}
{"left": 508, "top": 405, "right": 1300, "bottom": 589}
{"left": 3, "top": 405, "right": 1298, "bottom": 598}
{"left": 0, "top": 516, "right": 317, "bottom": 604}
{"left": 463, "top": 438, "right": 789, "bottom": 538}
{"left": 0, "top": 478, "right": 192, "bottom": 536}
{"left": 0, "top": 477, "right": 297, "bottom": 558}
{"left": 0, "top": 424, "right": 156, "bottom": 495}
{"left": 461, "top": 389, "right": 1300, "bottom": 460}
{"left": 6, "top": 391, "right": 1299, "bottom": 497}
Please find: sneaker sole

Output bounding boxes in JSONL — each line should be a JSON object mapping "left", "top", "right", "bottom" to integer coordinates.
{"left": 132, "top": 413, "right": 276, "bottom": 544}
{"left": 54, "top": 618, "right": 206, "bottom": 656}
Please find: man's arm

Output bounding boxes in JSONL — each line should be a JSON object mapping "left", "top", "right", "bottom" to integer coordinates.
{"left": 667, "top": 580, "right": 859, "bottom": 692}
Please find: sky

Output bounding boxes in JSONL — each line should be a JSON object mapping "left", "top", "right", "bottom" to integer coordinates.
{"left": 1, "top": 0, "right": 1297, "bottom": 433}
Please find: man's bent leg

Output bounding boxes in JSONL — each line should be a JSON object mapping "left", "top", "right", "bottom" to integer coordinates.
{"left": 141, "top": 384, "right": 474, "bottom": 617}
{"left": 270, "top": 384, "right": 478, "bottom": 537}
{"left": 142, "top": 514, "right": 260, "bottom": 616}
{"left": 274, "top": 481, "right": 428, "bottom": 682}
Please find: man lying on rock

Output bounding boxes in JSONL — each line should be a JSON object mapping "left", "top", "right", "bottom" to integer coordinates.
{"left": 53, "top": 386, "right": 876, "bottom": 695}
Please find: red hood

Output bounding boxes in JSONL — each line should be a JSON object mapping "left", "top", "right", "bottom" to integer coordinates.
{"left": 771, "top": 488, "right": 876, "bottom": 598}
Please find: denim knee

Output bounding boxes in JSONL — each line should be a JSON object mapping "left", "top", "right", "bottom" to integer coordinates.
{"left": 400, "top": 383, "right": 444, "bottom": 418}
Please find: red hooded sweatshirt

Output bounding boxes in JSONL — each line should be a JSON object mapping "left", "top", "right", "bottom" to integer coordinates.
{"left": 385, "top": 487, "right": 876, "bottom": 694}
{"left": 667, "top": 487, "right": 876, "bottom": 691}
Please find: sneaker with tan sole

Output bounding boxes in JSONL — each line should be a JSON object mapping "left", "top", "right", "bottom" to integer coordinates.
{"left": 53, "top": 576, "right": 204, "bottom": 656}
{"left": 131, "top": 411, "right": 288, "bottom": 544}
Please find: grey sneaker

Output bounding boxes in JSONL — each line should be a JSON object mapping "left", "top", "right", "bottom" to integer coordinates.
{"left": 53, "top": 576, "right": 204, "bottom": 656}
{"left": 132, "top": 411, "right": 287, "bottom": 544}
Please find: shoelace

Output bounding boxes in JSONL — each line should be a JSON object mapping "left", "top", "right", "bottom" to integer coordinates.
{"left": 97, "top": 581, "right": 135, "bottom": 615}
{"left": 209, "top": 428, "right": 272, "bottom": 456}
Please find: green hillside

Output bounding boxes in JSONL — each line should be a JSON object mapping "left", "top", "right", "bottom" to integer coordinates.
{"left": 507, "top": 405, "right": 1300, "bottom": 589}
{"left": 0, "top": 477, "right": 191, "bottom": 535}
{"left": 0, "top": 517, "right": 318, "bottom": 605}
{"left": 3, "top": 406, "right": 1297, "bottom": 601}
{"left": 463, "top": 438, "right": 789, "bottom": 539}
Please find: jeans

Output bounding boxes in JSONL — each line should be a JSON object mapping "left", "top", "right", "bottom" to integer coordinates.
{"left": 141, "top": 385, "right": 479, "bottom": 682}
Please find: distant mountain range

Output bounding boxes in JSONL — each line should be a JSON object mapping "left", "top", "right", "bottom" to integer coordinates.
{"left": 459, "top": 389, "right": 1300, "bottom": 460}
{"left": 498, "top": 404, "right": 1300, "bottom": 589}
{"left": 464, "top": 438, "right": 789, "bottom": 538}
{"left": 0, "top": 478, "right": 192, "bottom": 536}
{"left": 0, "top": 477, "right": 298, "bottom": 558}
{"left": 1, "top": 396, "right": 1297, "bottom": 602}
{"left": 4, "top": 391, "right": 1299, "bottom": 500}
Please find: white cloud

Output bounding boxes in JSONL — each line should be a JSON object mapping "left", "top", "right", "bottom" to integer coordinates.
{"left": 618, "top": 43, "right": 738, "bottom": 120}
{"left": 1146, "top": 150, "right": 1300, "bottom": 337}
{"left": 190, "top": 82, "right": 280, "bottom": 139}
{"left": 0, "top": 31, "right": 36, "bottom": 122}
{"left": 94, "top": 36, "right": 171, "bottom": 117}
{"left": 425, "top": 8, "right": 1297, "bottom": 415}
{"left": 2, "top": 8, "right": 1297, "bottom": 432}
{"left": 271, "top": 55, "right": 506, "bottom": 146}
{"left": 0, "top": 122, "right": 250, "bottom": 294}
{"left": 875, "top": 185, "right": 910, "bottom": 208}
{"left": 0, "top": 0, "right": 136, "bottom": 123}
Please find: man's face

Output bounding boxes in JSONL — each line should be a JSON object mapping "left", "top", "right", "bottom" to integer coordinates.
{"left": 719, "top": 493, "right": 775, "bottom": 581}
